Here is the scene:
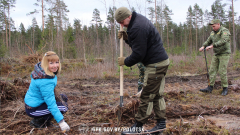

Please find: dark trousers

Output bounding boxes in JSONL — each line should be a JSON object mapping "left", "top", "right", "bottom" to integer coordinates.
{"left": 25, "top": 102, "right": 68, "bottom": 121}
{"left": 135, "top": 59, "right": 169, "bottom": 123}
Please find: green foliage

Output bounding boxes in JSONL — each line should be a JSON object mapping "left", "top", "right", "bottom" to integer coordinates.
{"left": 186, "top": 50, "right": 198, "bottom": 66}
{"left": 171, "top": 45, "right": 185, "bottom": 55}
{"left": 233, "top": 50, "right": 240, "bottom": 70}
{"left": 103, "top": 71, "right": 107, "bottom": 78}
{"left": 131, "top": 65, "right": 139, "bottom": 76}
{"left": 124, "top": 66, "right": 132, "bottom": 75}
{"left": 2, "top": 2, "right": 240, "bottom": 60}
{"left": 91, "top": 8, "right": 102, "bottom": 23}
{"left": 19, "top": 23, "right": 26, "bottom": 35}
{"left": 210, "top": 0, "right": 227, "bottom": 22}
{"left": 66, "top": 25, "right": 74, "bottom": 43}
{"left": 116, "top": 65, "right": 138, "bottom": 77}
{"left": 0, "top": 43, "right": 7, "bottom": 58}
{"left": 66, "top": 46, "right": 77, "bottom": 59}
{"left": 87, "top": 54, "right": 98, "bottom": 64}
{"left": 107, "top": 6, "right": 116, "bottom": 24}
{"left": 234, "top": 49, "right": 240, "bottom": 61}
{"left": 37, "top": 40, "right": 44, "bottom": 51}
{"left": 191, "top": 51, "right": 197, "bottom": 60}
{"left": 179, "top": 60, "right": 185, "bottom": 67}
{"left": 168, "top": 59, "right": 174, "bottom": 70}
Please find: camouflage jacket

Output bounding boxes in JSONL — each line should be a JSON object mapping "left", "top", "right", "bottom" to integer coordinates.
{"left": 203, "top": 26, "right": 231, "bottom": 55}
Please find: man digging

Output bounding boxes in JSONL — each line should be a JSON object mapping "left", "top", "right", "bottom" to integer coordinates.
{"left": 199, "top": 19, "right": 231, "bottom": 96}
{"left": 115, "top": 7, "right": 169, "bottom": 134}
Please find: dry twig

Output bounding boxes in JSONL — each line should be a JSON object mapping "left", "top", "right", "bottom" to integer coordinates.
{"left": 13, "top": 105, "right": 23, "bottom": 119}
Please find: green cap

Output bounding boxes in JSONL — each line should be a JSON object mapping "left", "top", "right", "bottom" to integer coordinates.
{"left": 114, "top": 7, "right": 132, "bottom": 23}
{"left": 209, "top": 19, "right": 220, "bottom": 25}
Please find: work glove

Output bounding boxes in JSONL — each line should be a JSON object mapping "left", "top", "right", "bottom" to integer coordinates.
{"left": 118, "top": 57, "right": 126, "bottom": 66}
{"left": 118, "top": 31, "right": 128, "bottom": 40}
{"left": 59, "top": 119, "right": 70, "bottom": 131}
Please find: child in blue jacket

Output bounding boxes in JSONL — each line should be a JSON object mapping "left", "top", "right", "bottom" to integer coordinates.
{"left": 24, "top": 51, "right": 70, "bottom": 131}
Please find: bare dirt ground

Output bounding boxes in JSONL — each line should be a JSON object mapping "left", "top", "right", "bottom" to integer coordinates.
{"left": 1, "top": 65, "right": 240, "bottom": 134}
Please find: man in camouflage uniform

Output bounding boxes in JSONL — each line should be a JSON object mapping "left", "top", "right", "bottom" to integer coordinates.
{"left": 199, "top": 19, "right": 231, "bottom": 96}
{"left": 137, "top": 62, "right": 145, "bottom": 92}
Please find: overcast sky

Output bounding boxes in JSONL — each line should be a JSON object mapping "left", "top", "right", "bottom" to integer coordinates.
{"left": 11, "top": 0, "right": 240, "bottom": 29}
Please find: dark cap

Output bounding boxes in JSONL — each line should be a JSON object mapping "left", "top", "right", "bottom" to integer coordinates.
{"left": 209, "top": 19, "right": 220, "bottom": 25}
{"left": 114, "top": 7, "right": 132, "bottom": 23}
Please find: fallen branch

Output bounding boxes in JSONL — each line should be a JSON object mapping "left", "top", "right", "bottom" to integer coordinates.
{"left": 13, "top": 105, "right": 23, "bottom": 119}
{"left": 0, "top": 128, "right": 14, "bottom": 134}
{"left": 4, "top": 120, "right": 29, "bottom": 129}
{"left": 25, "top": 43, "right": 34, "bottom": 55}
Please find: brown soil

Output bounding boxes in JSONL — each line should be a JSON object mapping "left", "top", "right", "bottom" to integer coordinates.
{"left": 1, "top": 70, "right": 240, "bottom": 135}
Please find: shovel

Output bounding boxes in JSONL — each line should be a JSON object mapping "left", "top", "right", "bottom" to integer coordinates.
{"left": 117, "top": 25, "right": 124, "bottom": 126}
{"left": 204, "top": 48, "right": 210, "bottom": 86}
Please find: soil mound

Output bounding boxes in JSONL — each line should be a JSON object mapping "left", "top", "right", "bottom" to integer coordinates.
{"left": 1, "top": 78, "right": 29, "bottom": 104}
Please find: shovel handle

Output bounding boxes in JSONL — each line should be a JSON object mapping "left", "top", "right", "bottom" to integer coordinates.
{"left": 118, "top": 25, "right": 124, "bottom": 126}
{"left": 120, "top": 25, "right": 124, "bottom": 107}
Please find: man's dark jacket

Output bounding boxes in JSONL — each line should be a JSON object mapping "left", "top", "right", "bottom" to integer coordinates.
{"left": 124, "top": 11, "right": 168, "bottom": 67}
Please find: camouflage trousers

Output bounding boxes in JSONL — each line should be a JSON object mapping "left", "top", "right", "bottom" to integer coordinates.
{"left": 209, "top": 54, "right": 230, "bottom": 88}
{"left": 137, "top": 62, "right": 146, "bottom": 90}
{"left": 135, "top": 59, "right": 169, "bottom": 123}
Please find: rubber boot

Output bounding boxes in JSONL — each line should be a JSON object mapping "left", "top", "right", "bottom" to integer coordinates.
{"left": 121, "top": 121, "right": 143, "bottom": 135}
{"left": 146, "top": 119, "right": 166, "bottom": 134}
{"left": 221, "top": 87, "right": 228, "bottom": 96}
{"left": 30, "top": 117, "right": 46, "bottom": 128}
{"left": 200, "top": 85, "right": 213, "bottom": 93}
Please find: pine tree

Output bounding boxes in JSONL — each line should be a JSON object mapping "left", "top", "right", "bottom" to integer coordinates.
{"left": 50, "top": 0, "right": 69, "bottom": 59}
{"left": 186, "top": 6, "right": 194, "bottom": 53}
{"left": 147, "top": 7, "right": 155, "bottom": 23}
{"left": 31, "top": 18, "right": 37, "bottom": 52}
{"left": 73, "top": 18, "right": 82, "bottom": 58}
{"left": 210, "top": 0, "right": 227, "bottom": 23}
{"left": 204, "top": 9, "right": 212, "bottom": 34}
{"left": 91, "top": 8, "right": 102, "bottom": 57}
{"left": 163, "top": 5, "right": 173, "bottom": 50}
{"left": 28, "top": 0, "right": 51, "bottom": 33}
{"left": 156, "top": 5, "right": 163, "bottom": 35}
{"left": 0, "top": 0, "right": 9, "bottom": 50}
{"left": 228, "top": 0, "right": 237, "bottom": 52}
{"left": 45, "top": 14, "right": 55, "bottom": 50}
{"left": 5, "top": 0, "right": 15, "bottom": 54}
{"left": 236, "top": 16, "right": 240, "bottom": 48}
{"left": 107, "top": 6, "right": 117, "bottom": 70}
{"left": 193, "top": 3, "right": 203, "bottom": 51}
{"left": 19, "top": 23, "right": 26, "bottom": 52}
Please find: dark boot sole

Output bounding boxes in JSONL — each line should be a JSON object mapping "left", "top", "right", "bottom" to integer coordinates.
{"left": 30, "top": 121, "right": 46, "bottom": 129}
{"left": 145, "top": 128, "right": 165, "bottom": 135}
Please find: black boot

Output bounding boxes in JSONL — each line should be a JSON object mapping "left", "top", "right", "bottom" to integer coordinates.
{"left": 200, "top": 85, "right": 213, "bottom": 93}
{"left": 221, "top": 87, "right": 228, "bottom": 96}
{"left": 146, "top": 119, "right": 166, "bottom": 133}
{"left": 30, "top": 117, "right": 46, "bottom": 128}
{"left": 45, "top": 118, "right": 59, "bottom": 128}
{"left": 121, "top": 121, "right": 143, "bottom": 135}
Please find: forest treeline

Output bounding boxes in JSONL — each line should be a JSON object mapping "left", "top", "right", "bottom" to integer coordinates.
{"left": 0, "top": 0, "right": 240, "bottom": 63}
